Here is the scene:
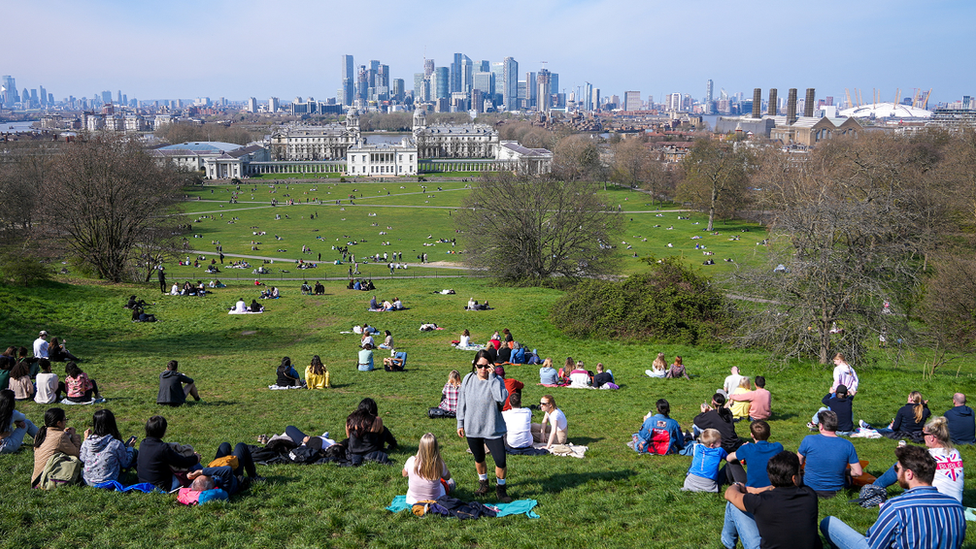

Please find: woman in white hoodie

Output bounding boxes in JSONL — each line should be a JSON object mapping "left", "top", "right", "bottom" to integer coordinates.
{"left": 79, "top": 409, "right": 137, "bottom": 485}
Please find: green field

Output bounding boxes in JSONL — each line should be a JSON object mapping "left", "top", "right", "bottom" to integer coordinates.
{"left": 2, "top": 181, "right": 974, "bottom": 548}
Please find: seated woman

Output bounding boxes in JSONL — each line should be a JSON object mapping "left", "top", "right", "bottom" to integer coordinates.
{"left": 539, "top": 358, "right": 559, "bottom": 385}
{"left": 459, "top": 329, "right": 471, "bottom": 348}
{"left": 568, "top": 361, "right": 592, "bottom": 388}
{"left": 664, "top": 356, "right": 690, "bottom": 380}
{"left": 392, "top": 297, "right": 403, "bottom": 310}
{"left": 869, "top": 390, "right": 931, "bottom": 443}
{"left": 196, "top": 281, "right": 207, "bottom": 295}
{"left": 79, "top": 409, "right": 137, "bottom": 486}
{"left": 345, "top": 397, "right": 397, "bottom": 457}
{"left": 214, "top": 280, "right": 226, "bottom": 288}
{"left": 557, "top": 357, "right": 575, "bottom": 384}
{"left": 34, "top": 359, "right": 59, "bottom": 404}
{"left": 728, "top": 378, "right": 752, "bottom": 421}
{"left": 532, "top": 395, "right": 568, "bottom": 449}
{"left": 249, "top": 299, "right": 263, "bottom": 313}
{"left": 7, "top": 360, "right": 34, "bottom": 401}
{"left": 63, "top": 362, "right": 103, "bottom": 403}
{"left": 357, "top": 344, "right": 375, "bottom": 372}
{"left": 275, "top": 357, "right": 303, "bottom": 387}
{"left": 305, "top": 356, "right": 330, "bottom": 389}
{"left": 467, "top": 297, "right": 477, "bottom": 310}
{"left": 645, "top": 352, "right": 668, "bottom": 378}
{"left": 0, "top": 389, "right": 39, "bottom": 454}
{"left": 32, "top": 407, "right": 82, "bottom": 488}
{"left": 871, "top": 416, "right": 963, "bottom": 502}
{"left": 169, "top": 283, "right": 180, "bottom": 296}
{"left": 232, "top": 298, "right": 247, "bottom": 313}
{"left": 48, "top": 337, "right": 80, "bottom": 363}
{"left": 593, "top": 363, "right": 615, "bottom": 388}
{"left": 270, "top": 287, "right": 280, "bottom": 299}
{"left": 300, "top": 282, "right": 312, "bottom": 295}
{"left": 381, "top": 300, "right": 394, "bottom": 311}
{"left": 378, "top": 330, "right": 394, "bottom": 350}
{"left": 403, "top": 433, "right": 454, "bottom": 505}
{"left": 437, "top": 370, "right": 461, "bottom": 414}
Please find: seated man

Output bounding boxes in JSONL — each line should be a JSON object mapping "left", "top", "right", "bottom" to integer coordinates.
{"left": 369, "top": 295, "right": 380, "bottom": 310}
{"left": 314, "top": 282, "right": 325, "bottom": 295}
{"left": 723, "top": 451, "right": 821, "bottom": 549}
{"left": 180, "top": 441, "right": 262, "bottom": 503}
{"left": 383, "top": 351, "right": 405, "bottom": 372}
{"left": 137, "top": 415, "right": 201, "bottom": 491}
{"left": 593, "top": 363, "right": 614, "bottom": 388}
{"left": 820, "top": 445, "right": 965, "bottom": 549}
{"left": 944, "top": 393, "right": 975, "bottom": 445}
{"left": 810, "top": 384, "right": 855, "bottom": 434}
{"left": 501, "top": 393, "right": 533, "bottom": 450}
{"left": 727, "top": 375, "right": 771, "bottom": 421}
{"left": 797, "top": 410, "right": 861, "bottom": 498}
{"left": 157, "top": 360, "right": 201, "bottom": 406}
{"left": 725, "top": 420, "right": 784, "bottom": 487}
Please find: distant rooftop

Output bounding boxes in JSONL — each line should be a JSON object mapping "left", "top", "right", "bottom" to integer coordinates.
{"left": 156, "top": 141, "right": 243, "bottom": 153}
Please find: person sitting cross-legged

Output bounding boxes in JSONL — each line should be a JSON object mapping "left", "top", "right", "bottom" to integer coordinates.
{"left": 632, "top": 398, "right": 684, "bottom": 455}
{"left": 797, "top": 410, "right": 862, "bottom": 498}
{"left": 157, "top": 360, "right": 200, "bottom": 406}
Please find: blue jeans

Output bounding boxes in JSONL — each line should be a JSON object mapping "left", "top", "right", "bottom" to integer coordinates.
{"left": 872, "top": 462, "right": 897, "bottom": 488}
{"left": 0, "top": 412, "right": 38, "bottom": 454}
{"left": 721, "top": 502, "right": 761, "bottom": 549}
{"left": 820, "top": 516, "right": 869, "bottom": 549}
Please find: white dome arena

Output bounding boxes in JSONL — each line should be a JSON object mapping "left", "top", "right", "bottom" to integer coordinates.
{"left": 839, "top": 102, "right": 932, "bottom": 119}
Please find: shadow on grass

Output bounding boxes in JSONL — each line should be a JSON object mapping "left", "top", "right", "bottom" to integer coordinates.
{"left": 568, "top": 437, "right": 602, "bottom": 445}
{"left": 519, "top": 469, "right": 639, "bottom": 497}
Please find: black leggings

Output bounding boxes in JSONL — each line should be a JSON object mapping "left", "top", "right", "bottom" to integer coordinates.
{"left": 466, "top": 436, "right": 506, "bottom": 470}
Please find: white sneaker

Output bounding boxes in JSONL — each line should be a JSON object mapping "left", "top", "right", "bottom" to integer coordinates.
{"left": 859, "top": 420, "right": 869, "bottom": 429}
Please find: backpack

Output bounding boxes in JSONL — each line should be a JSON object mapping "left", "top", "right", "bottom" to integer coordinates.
{"left": 428, "top": 407, "right": 456, "bottom": 419}
{"left": 34, "top": 452, "right": 84, "bottom": 490}
{"left": 512, "top": 347, "right": 526, "bottom": 364}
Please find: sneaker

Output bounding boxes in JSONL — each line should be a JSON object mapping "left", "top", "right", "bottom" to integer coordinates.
{"left": 859, "top": 420, "right": 869, "bottom": 429}
{"left": 474, "top": 479, "right": 490, "bottom": 496}
{"left": 897, "top": 440, "right": 907, "bottom": 447}
{"left": 806, "top": 422, "right": 816, "bottom": 431}
{"left": 93, "top": 397, "right": 106, "bottom": 404}
{"left": 495, "top": 483, "right": 512, "bottom": 503}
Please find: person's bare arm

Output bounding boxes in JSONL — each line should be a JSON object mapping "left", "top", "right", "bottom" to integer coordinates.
{"left": 724, "top": 483, "right": 748, "bottom": 512}
{"left": 850, "top": 460, "right": 863, "bottom": 477}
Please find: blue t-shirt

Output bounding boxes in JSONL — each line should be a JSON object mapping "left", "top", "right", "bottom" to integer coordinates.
{"left": 797, "top": 434, "right": 858, "bottom": 492}
{"left": 687, "top": 444, "right": 728, "bottom": 481}
{"left": 735, "top": 440, "right": 784, "bottom": 488}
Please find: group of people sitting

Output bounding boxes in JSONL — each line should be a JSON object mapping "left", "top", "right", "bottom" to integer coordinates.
{"left": 230, "top": 298, "right": 264, "bottom": 314}
{"left": 538, "top": 357, "right": 617, "bottom": 389}
{"left": 169, "top": 281, "right": 208, "bottom": 297}
{"left": 270, "top": 356, "right": 331, "bottom": 389}
{"left": 465, "top": 297, "right": 491, "bottom": 311}
{"left": 0, "top": 332, "right": 99, "bottom": 406}
{"left": 259, "top": 287, "right": 280, "bottom": 299}
{"left": 300, "top": 281, "right": 326, "bottom": 295}
{"left": 368, "top": 295, "right": 404, "bottom": 312}
{"left": 347, "top": 279, "right": 375, "bottom": 291}
{"left": 644, "top": 352, "right": 691, "bottom": 379}
{"left": 125, "top": 296, "right": 157, "bottom": 323}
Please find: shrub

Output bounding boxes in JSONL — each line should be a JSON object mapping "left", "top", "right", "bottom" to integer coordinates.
{"left": 550, "top": 257, "right": 733, "bottom": 344}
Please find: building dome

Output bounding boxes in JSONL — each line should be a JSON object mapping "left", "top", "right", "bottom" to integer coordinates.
{"left": 839, "top": 102, "right": 932, "bottom": 119}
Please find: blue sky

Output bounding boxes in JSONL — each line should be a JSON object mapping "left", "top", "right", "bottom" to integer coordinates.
{"left": 4, "top": 0, "right": 973, "bottom": 106}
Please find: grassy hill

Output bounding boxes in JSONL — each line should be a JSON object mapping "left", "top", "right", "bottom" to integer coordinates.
{"left": 1, "top": 182, "right": 974, "bottom": 548}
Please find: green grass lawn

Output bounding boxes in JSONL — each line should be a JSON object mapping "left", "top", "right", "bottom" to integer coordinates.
{"left": 2, "top": 266, "right": 975, "bottom": 547}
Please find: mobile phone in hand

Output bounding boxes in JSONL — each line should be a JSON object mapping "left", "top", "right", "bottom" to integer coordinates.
{"left": 126, "top": 436, "right": 137, "bottom": 447}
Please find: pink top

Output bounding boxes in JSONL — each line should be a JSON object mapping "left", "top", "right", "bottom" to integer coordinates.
{"left": 66, "top": 372, "right": 92, "bottom": 398}
{"left": 404, "top": 456, "right": 448, "bottom": 504}
{"left": 728, "top": 387, "right": 771, "bottom": 420}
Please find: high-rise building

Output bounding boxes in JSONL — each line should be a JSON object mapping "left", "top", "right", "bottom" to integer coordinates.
{"left": 502, "top": 57, "right": 518, "bottom": 111}
{"left": 341, "top": 54, "right": 355, "bottom": 106}
{"left": 668, "top": 92, "right": 682, "bottom": 112}
{"left": 450, "top": 53, "right": 464, "bottom": 94}
{"left": 706, "top": 79, "right": 713, "bottom": 103}
{"left": 550, "top": 73, "right": 559, "bottom": 107}
{"left": 269, "top": 97, "right": 279, "bottom": 113}
{"left": 392, "top": 78, "right": 404, "bottom": 102}
{"left": 592, "top": 88, "right": 601, "bottom": 111}
{"left": 247, "top": 97, "right": 258, "bottom": 113}
{"left": 525, "top": 72, "right": 537, "bottom": 109}
{"left": 414, "top": 73, "right": 428, "bottom": 103}
{"left": 39, "top": 85, "right": 47, "bottom": 107}
{"left": 460, "top": 56, "right": 473, "bottom": 94}
{"left": 1, "top": 75, "right": 16, "bottom": 106}
{"left": 624, "top": 91, "right": 642, "bottom": 111}
{"left": 490, "top": 62, "right": 504, "bottom": 101}
{"left": 423, "top": 59, "right": 434, "bottom": 78}
{"left": 474, "top": 72, "right": 494, "bottom": 95}
{"left": 537, "top": 69, "right": 551, "bottom": 112}
{"left": 583, "top": 83, "right": 593, "bottom": 111}
{"left": 101, "top": 91, "right": 112, "bottom": 105}
{"left": 434, "top": 67, "right": 449, "bottom": 99}
{"left": 517, "top": 80, "right": 527, "bottom": 110}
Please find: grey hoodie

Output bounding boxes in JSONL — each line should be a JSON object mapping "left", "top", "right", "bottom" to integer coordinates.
{"left": 79, "top": 433, "right": 135, "bottom": 486}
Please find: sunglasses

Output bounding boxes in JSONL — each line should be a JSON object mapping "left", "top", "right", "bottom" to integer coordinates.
{"left": 476, "top": 363, "right": 492, "bottom": 369}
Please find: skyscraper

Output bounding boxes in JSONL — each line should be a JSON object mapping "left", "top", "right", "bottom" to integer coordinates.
{"left": 1, "top": 75, "right": 16, "bottom": 106}
{"left": 451, "top": 53, "right": 464, "bottom": 94}
{"left": 424, "top": 59, "right": 434, "bottom": 78}
{"left": 706, "top": 79, "right": 713, "bottom": 103}
{"left": 434, "top": 67, "right": 449, "bottom": 100}
{"left": 341, "top": 54, "right": 355, "bottom": 106}
{"left": 490, "top": 62, "right": 504, "bottom": 106}
{"left": 537, "top": 70, "right": 551, "bottom": 112}
{"left": 525, "top": 72, "right": 537, "bottom": 109}
{"left": 583, "top": 83, "right": 593, "bottom": 111}
{"left": 624, "top": 91, "right": 642, "bottom": 111}
{"left": 502, "top": 57, "right": 518, "bottom": 111}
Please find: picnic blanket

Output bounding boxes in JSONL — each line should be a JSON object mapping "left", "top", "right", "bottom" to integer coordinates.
{"left": 535, "top": 442, "right": 588, "bottom": 459}
{"left": 386, "top": 495, "right": 540, "bottom": 518}
{"left": 268, "top": 384, "right": 305, "bottom": 390}
{"left": 228, "top": 310, "right": 263, "bottom": 315}
{"left": 452, "top": 343, "right": 486, "bottom": 351}
{"left": 60, "top": 398, "right": 97, "bottom": 405}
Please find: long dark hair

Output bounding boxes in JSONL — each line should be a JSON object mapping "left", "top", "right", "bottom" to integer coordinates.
{"left": 277, "top": 357, "right": 292, "bottom": 375}
{"left": 712, "top": 393, "right": 733, "bottom": 423}
{"left": 310, "top": 355, "right": 325, "bottom": 376}
{"left": 65, "top": 361, "right": 83, "bottom": 379}
{"left": 0, "top": 389, "right": 15, "bottom": 434}
{"left": 9, "top": 359, "right": 29, "bottom": 379}
{"left": 91, "top": 409, "right": 123, "bottom": 441}
{"left": 34, "top": 407, "right": 66, "bottom": 448}
{"left": 471, "top": 349, "right": 493, "bottom": 373}
{"left": 347, "top": 398, "right": 378, "bottom": 435}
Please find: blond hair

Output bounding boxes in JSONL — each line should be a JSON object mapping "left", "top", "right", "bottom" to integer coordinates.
{"left": 652, "top": 353, "right": 667, "bottom": 371}
{"left": 447, "top": 370, "right": 461, "bottom": 387}
{"left": 700, "top": 428, "right": 722, "bottom": 447}
{"left": 414, "top": 433, "right": 445, "bottom": 481}
{"left": 925, "top": 416, "right": 952, "bottom": 449}
{"left": 909, "top": 391, "right": 925, "bottom": 424}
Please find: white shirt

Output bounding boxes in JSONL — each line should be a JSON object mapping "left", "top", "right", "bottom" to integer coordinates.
{"left": 502, "top": 408, "right": 533, "bottom": 448}
{"left": 930, "top": 447, "right": 964, "bottom": 502}
{"left": 545, "top": 408, "right": 568, "bottom": 433}
{"left": 831, "top": 362, "right": 859, "bottom": 393}
{"left": 234, "top": 300, "right": 247, "bottom": 313}
{"left": 34, "top": 372, "right": 59, "bottom": 404}
{"left": 723, "top": 373, "right": 744, "bottom": 394}
{"left": 33, "top": 337, "right": 48, "bottom": 358}
{"left": 459, "top": 335, "right": 470, "bottom": 347}
{"left": 569, "top": 371, "right": 591, "bottom": 388}
{"left": 361, "top": 335, "right": 374, "bottom": 348}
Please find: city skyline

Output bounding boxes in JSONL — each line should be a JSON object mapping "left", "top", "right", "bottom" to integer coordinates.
{"left": 3, "top": 0, "right": 974, "bottom": 106}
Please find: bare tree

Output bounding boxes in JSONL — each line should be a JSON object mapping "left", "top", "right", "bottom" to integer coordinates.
{"left": 552, "top": 134, "right": 600, "bottom": 182}
{"left": 733, "top": 134, "right": 942, "bottom": 365}
{"left": 455, "top": 172, "right": 622, "bottom": 284}
{"left": 610, "top": 137, "right": 651, "bottom": 189}
{"left": 920, "top": 253, "right": 976, "bottom": 376}
{"left": 40, "top": 134, "right": 184, "bottom": 282}
{"left": 676, "top": 139, "right": 750, "bottom": 231}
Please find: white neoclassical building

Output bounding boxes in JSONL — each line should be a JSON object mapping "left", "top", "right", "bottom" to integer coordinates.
{"left": 345, "top": 137, "right": 418, "bottom": 177}
{"left": 269, "top": 108, "right": 362, "bottom": 161}
{"left": 411, "top": 106, "right": 498, "bottom": 159}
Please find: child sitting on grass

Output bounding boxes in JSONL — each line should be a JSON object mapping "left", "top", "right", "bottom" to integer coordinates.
{"left": 682, "top": 428, "right": 728, "bottom": 492}
{"left": 402, "top": 433, "right": 454, "bottom": 505}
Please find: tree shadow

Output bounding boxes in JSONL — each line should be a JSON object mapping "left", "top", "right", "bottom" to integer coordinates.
{"left": 567, "top": 436, "right": 602, "bottom": 445}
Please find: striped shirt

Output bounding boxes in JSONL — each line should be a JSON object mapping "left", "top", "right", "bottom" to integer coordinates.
{"left": 867, "top": 486, "right": 965, "bottom": 549}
